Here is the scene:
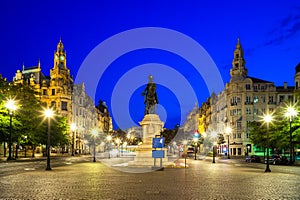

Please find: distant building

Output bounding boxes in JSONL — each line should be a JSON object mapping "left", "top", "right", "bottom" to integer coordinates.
{"left": 72, "top": 83, "right": 98, "bottom": 154}
{"left": 195, "top": 38, "right": 294, "bottom": 156}
{"left": 96, "top": 100, "right": 113, "bottom": 134}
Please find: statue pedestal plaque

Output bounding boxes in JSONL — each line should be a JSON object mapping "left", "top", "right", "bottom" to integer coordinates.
{"left": 128, "top": 114, "right": 169, "bottom": 167}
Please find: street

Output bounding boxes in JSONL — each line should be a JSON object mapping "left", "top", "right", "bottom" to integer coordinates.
{"left": 0, "top": 156, "right": 299, "bottom": 199}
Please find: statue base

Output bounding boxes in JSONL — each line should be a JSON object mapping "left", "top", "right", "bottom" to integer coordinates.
{"left": 128, "top": 114, "right": 169, "bottom": 167}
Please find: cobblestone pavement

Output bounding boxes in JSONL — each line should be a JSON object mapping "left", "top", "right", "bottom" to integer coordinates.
{"left": 0, "top": 157, "right": 299, "bottom": 200}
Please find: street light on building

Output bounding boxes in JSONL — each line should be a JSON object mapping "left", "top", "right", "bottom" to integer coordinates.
{"left": 5, "top": 99, "right": 17, "bottom": 161}
{"left": 225, "top": 126, "right": 232, "bottom": 159}
{"left": 70, "top": 123, "right": 77, "bottom": 156}
{"left": 285, "top": 106, "right": 298, "bottom": 165}
{"left": 106, "top": 135, "right": 112, "bottom": 159}
{"left": 91, "top": 129, "right": 98, "bottom": 162}
{"left": 44, "top": 108, "right": 54, "bottom": 170}
{"left": 263, "top": 114, "right": 273, "bottom": 173}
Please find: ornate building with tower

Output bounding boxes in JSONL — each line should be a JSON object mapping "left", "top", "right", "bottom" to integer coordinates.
{"left": 13, "top": 39, "right": 73, "bottom": 119}
{"left": 197, "top": 38, "right": 294, "bottom": 156}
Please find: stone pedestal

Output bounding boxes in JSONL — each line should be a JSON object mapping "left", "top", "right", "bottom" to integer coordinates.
{"left": 128, "top": 114, "right": 169, "bottom": 167}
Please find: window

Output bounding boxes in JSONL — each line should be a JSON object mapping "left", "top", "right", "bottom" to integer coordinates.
{"left": 288, "top": 95, "right": 293, "bottom": 102}
{"left": 261, "top": 96, "right": 266, "bottom": 103}
{"left": 51, "top": 101, "right": 56, "bottom": 109}
{"left": 245, "top": 84, "right": 251, "bottom": 90}
{"left": 43, "top": 89, "right": 47, "bottom": 95}
{"left": 296, "top": 82, "right": 299, "bottom": 89}
{"left": 253, "top": 96, "right": 258, "bottom": 103}
{"left": 61, "top": 101, "right": 67, "bottom": 111}
{"left": 238, "top": 148, "right": 242, "bottom": 155}
{"left": 279, "top": 95, "right": 284, "bottom": 102}
{"left": 237, "top": 133, "right": 241, "bottom": 138}
{"left": 245, "top": 96, "right": 251, "bottom": 104}
{"left": 253, "top": 85, "right": 258, "bottom": 91}
{"left": 261, "top": 85, "right": 265, "bottom": 90}
{"left": 269, "top": 96, "right": 274, "bottom": 103}
{"left": 261, "top": 108, "right": 266, "bottom": 114}
{"left": 52, "top": 89, "right": 55, "bottom": 95}
{"left": 237, "top": 121, "right": 242, "bottom": 129}
{"left": 253, "top": 108, "right": 258, "bottom": 115}
{"left": 237, "top": 109, "right": 241, "bottom": 115}
{"left": 246, "top": 108, "right": 251, "bottom": 115}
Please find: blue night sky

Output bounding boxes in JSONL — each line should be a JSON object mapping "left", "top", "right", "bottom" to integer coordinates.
{"left": 1, "top": 1, "right": 300, "bottom": 129}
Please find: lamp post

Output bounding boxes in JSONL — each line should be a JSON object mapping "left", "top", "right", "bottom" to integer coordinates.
{"left": 183, "top": 140, "right": 188, "bottom": 168}
{"left": 212, "top": 142, "right": 217, "bottom": 163}
{"left": 264, "top": 114, "right": 273, "bottom": 173}
{"left": 115, "top": 138, "right": 121, "bottom": 157}
{"left": 173, "top": 141, "right": 176, "bottom": 155}
{"left": 70, "top": 123, "right": 77, "bottom": 156}
{"left": 44, "top": 108, "right": 54, "bottom": 170}
{"left": 106, "top": 135, "right": 112, "bottom": 159}
{"left": 92, "top": 129, "right": 98, "bottom": 162}
{"left": 225, "top": 127, "right": 232, "bottom": 159}
{"left": 193, "top": 138, "right": 198, "bottom": 160}
{"left": 5, "top": 99, "right": 17, "bottom": 161}
{"left": 285, "top": 106, "right": 297, "bottom": 165}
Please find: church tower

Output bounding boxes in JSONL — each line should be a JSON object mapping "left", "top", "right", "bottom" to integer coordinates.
{"left": 54, "top": 38, "right": 67, "bottom": 69}
{"left": 48, "top": 39, "right": 73, "bottom": 117}
{"left": 230, "top": 38, "right": 248, "bottom": 82}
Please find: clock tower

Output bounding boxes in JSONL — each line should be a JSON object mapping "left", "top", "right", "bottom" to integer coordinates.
{"left": 49, "top": 38, "right": 73, "bottom": 117}
{"left": 54, "top": 38, "right": 67, "bottom": 69}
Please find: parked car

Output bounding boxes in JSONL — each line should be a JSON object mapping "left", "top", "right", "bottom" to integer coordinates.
{"left": 264, "top": 154, "right": 289, "bottom": 165}
{"left": 273, "top": 156, "right": 289, "bottom": 165}
{"left": 245, "top": 155, "right": 261, "bottom": 163}
{"left": 186, "top": 147, "right": 195, "bottom": 157}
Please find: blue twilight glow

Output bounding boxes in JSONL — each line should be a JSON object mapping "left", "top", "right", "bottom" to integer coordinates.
{"left": 0, "top": 1, "right": 300, "bottom": 128}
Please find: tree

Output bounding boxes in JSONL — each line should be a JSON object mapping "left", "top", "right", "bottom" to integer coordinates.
{"left": 216, "top": 133, "right": 225, "bottom": 154}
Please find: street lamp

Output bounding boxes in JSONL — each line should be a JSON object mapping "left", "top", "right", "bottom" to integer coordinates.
{"left": 115, "top": 138, "right": 121, "bottom": 157}
{"left": 106, "top": 135, "right": 112, "bottom": 159}
{"left": 70, "top": 123, "right": 77, "bottom": 156}
{"left": 5, "top": 99, "right": 17, "bottom": 161}
{"left": 285, "top": 106, "right": 297, "bottom": 165}
{"left": 263, "top": 114, "right": 273, "bottom": 173}
{"left": 225, "top": 126, "right": 232, "bottom": 159}
{"left": 183, "top": 140, "right": 188, "bottom": 168}
{"left": 212, "top": 141, "right": 217, "bottom": 163}
{"left": 91, "top": 129, "right": 98, "bottom": 162}
{"left": 193, "top": 138, "right": 198, "bottom": 160}
{"left": 173, "top": 141, "right": 176, "bottom": 155}
{"left": 44, "top": 108, "right": 54, "bottom": 170}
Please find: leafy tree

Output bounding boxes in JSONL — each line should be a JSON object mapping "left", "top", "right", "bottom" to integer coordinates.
{"left": 248, "top": 121, "right": 267, "bottom": 150}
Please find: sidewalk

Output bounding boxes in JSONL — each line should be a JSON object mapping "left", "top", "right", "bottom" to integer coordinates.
{"left": 0, "top": 153, "right": 91, "bottom": 163}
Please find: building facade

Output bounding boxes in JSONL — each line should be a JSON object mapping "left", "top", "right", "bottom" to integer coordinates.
{"left": 14, "top": 39, "right": 73, "bottom": 119}
{"left": 196, "top": 38, "right": 294, "bottom": 156}
{"left": 72, "top": 83, "right": 98, "bottom": 154}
